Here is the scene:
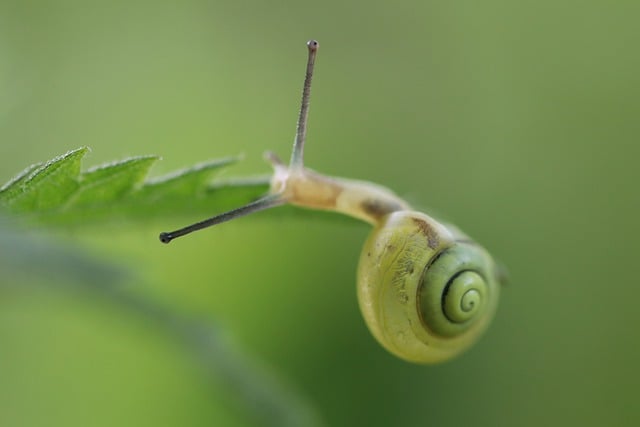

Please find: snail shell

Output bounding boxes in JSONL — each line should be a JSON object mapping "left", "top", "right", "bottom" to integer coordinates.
{"left": 358, "top": 211, "right": 500, "bottom": 363}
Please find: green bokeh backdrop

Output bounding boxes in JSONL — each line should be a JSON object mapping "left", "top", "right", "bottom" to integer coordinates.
{"left": 1, "top": 0, "right": 638, "bottom": 426}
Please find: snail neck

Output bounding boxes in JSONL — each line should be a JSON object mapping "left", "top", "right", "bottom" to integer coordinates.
{"left": 270, "top": 165, "right": 411, "bottom": 225}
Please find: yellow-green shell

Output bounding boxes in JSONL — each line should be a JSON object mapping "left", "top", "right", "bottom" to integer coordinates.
{"left": 357, "top": 211, "right": 500, "bottom": 363}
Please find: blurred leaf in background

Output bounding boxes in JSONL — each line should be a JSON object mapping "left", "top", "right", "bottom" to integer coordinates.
{"left": 0, "top": 225, "right": 320, "bottom": 427}
{"left": 0, "top": 0, "right": 639, "bottom": 426}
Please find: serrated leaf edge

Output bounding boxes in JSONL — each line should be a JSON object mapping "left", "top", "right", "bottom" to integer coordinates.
{"left": 208, "top": 175, "right": 271, "bottom": 190}
{"left": 144, "top": 156, "right": 239, "bottom": 186}
{"left": 82, "top": 155, "right": 161, "bottom": 176}
{"left": 0, "top": 162, "right": 44, "bottom": 193}
{"left": 24, "top": 147, "right": 89, "bottom": 185}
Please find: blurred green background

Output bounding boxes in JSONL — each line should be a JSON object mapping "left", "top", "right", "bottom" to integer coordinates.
{"left": 1, "top": 0, "right": 638, "bottom": 426}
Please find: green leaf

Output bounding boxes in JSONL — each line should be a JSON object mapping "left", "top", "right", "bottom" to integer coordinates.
{"left": 139, "top": 157, "right": 237, "bottom": 199}
{"left": 0, "top": 148, "right": 271, "bottom": 226}
{"left": 1, "top": 147, "right": 88, "bottom": 212}
{"left": 68, "top": 155, "right": 160, "bottom": 208}
{"left": 0, "top": 162, "right": 44, "bottom": 201}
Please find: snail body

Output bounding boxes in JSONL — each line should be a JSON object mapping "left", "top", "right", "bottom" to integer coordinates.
{"left": 160, "top": 40, "right": 502, "bottom": 363}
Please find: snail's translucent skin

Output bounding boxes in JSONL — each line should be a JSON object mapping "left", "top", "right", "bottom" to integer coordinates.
{"left": 160, "top": 40, "right": 501, "bottom": 363}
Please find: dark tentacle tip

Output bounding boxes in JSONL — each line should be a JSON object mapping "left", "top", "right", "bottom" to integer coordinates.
{"left": 307, "top": 40, "right": 319, "bottom": 51}
{"left": 159, "top": 232, "right": 173, "bottom": 244}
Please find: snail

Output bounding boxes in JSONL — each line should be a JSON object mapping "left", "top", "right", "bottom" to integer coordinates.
{"left": 160, "top": 40, "right": 501, "bottom": 363}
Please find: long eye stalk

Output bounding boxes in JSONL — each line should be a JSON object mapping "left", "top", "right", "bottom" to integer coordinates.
{"left": 290, "top": 39, "right": 318, "bottom": 170}
{"left": 159, "top": 40, "right": 319, "bottom": 244}
{"left": 159, "top": 194, "right": 284, "bottom": 243}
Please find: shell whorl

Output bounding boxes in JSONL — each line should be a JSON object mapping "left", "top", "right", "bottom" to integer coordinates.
{"left": 357, "top": 211, "right": 500, "bottom": 363}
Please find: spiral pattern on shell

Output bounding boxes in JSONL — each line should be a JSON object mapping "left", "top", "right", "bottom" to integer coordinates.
{"left": 357, "top": 211, "right": 500, "bottom": 363}
{"left": 418, "top": 244, "right": 492, "bottom": 338}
